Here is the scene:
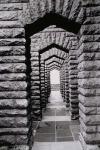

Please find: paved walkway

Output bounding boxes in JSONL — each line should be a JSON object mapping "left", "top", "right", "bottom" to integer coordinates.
{"left": 32, "top": 91, "right": 82, "bottom": 150}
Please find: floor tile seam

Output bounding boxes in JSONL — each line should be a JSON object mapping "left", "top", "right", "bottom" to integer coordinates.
{"left": 55, "top": 108, "right": 56, "bottom": 142}
{"left": 36, "top": 133, "right": 55, "bottom": 135}
{"left": 42, "top": 120, "right": 71, "bottom": 122}
{"left": 56, "top": 136, "right": 74, "bottom": 138}
{"left": 69, "top": 125, "right": 75, "bottom": 141}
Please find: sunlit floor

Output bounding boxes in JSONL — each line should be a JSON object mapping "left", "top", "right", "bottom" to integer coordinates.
{"left": 32, "top": 91, "right": 82, "bottom": 150}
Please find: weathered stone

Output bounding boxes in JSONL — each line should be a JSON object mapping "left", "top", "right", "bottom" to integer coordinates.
{"left": 0, "top": 21, "right": 23, "bottom": 28}
{"left": 0, "top": 0, "right": 29, "bottom": 3}
{"left": 78, "top": 61, "right": 100, "bottom": 71}
{"left": 0, "top": 135, "right": 28, "bottom": 145}
{"left": 0, "top": 28, "right": 25, "bottom": 38}
{"left": 79, "top": 103, "right": 97, "bottom": 115}
{"left": 80, "top": 110, "right": 100, "bottom": 125}
{"left": 0, "top": 117, "right": 28, "bottom": 127}
{"left": 0, "top": 91, "right": 27, "bottom": 99}
{"left": 9, "top": 145, "right": 29, "bottom": 150}
{"left": 0, "top": 99, "right": 28, "bottom": 108}
{"left": 79, "top": 94, "right": 100, "bottom": 107}
{"left": 0, "top": 56, "right": 25, "bottom": 63}
{"left": 0, "top": 73, "right": 26, "bottom": 81}
{"left": 0, "top": 63, "right": 26, "bottom": 73}
{"left": 0, "top": 4, "right": 23, "bottom": 11}
{"left": 0, "top": 39, "right": 25, "bottom": 46}
{"left": 78, "top": 78, "right": 100, "bottom": 88}
{"left": 0, "top": 128, "right": 28, "bottom": 134}
{"left": 0, "top": 11, "right": 18, "bottom": 21}
{"left": 0, "top": 46, "right": 25, "bottom": 56}
{"left": 0, "top": 81, "right": 27, "bottom": 91}
{"left": 0, "top": 109, "right": 27, "bottom": 117}
{"left": 79, "top": 87, "right": 100, "bottom": 96}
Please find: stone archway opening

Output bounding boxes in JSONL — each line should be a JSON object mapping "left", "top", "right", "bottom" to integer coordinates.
{"left": 50, "top": 69, "right": 60, "bottom": 90}
{"left": 24, "top": 11, "right": 81, "bottom": 149}
{"left": 0, "top": 1, "right": 100, "bottom": 150}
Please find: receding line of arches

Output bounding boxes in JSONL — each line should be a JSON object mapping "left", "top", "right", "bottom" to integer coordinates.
{"left": 39, "top": 43, "right": 69, "bottom": 54}
{"left": 44, "top": 55, "right": 65, "bottom": 62}
{"left": 46, "top": 60, "right": 63, "bottom": 66}
{"left": 48, "top": 64, "right": 61, "bottom": 71}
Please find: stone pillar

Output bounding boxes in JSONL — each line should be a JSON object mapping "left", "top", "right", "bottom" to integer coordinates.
{"left": 44, "top": 65, "right": 49, "bottom": 103}
{"left": 47, "top": 69, "right": 51, "bottom": 97}
{"left": 40, "top": 60, "right": 46, "bottom": 109}
{"left": 65, "top": 58, "right": 70, "bottom": 107}
{"left": 68, "top": 42, "right": 79, "bottom": 120}
{"left": 60, "top": 66, "right": 65, "bottom": 100}
{"left": 79, "top": 1, "right": 100, "bottom": 149}
{"left": 62, "top": 63, "right": 66, "bottom": 102}
{"left": 60, "top": 68, "right": 63, "bottom": 98}
{"left": 0, "top": 3, "right": 30, "bottom": 149}
{"left": 30, "top": 50, "right": 42, "bottom": 120}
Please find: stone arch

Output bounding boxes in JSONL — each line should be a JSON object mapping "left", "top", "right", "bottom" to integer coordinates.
{"left": 22, "top": 0, "right": 84, "bottom": 31}
{"left": 25, "top": 21, "right": 79, "bottom": 149}
{"left": 1, "top": 1, "right": 100, "bottom": 150}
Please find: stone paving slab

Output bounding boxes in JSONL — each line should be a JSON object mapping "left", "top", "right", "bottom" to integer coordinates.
{"left": 32, "top": 91, "right": 82, "bottom": 149}
{"left": 32, "top": 142, "right": 83, "bottom": 150}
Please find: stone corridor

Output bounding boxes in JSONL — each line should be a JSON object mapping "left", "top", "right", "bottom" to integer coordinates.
{"left": 32, "top": 91, "right": 82, "bottom": 150}
{"left": 0, "top": 0, "right": 100, "bottom": 150}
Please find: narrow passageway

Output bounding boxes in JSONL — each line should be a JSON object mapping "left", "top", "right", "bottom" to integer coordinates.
{"left": 32, "top": 91, "right": 82, "bottom": 150}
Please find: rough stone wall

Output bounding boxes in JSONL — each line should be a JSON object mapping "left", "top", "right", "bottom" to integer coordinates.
{"left": 64, "top": 56, "right": 70, "bottom": 107}
{"left": 68, "top": 37, "right": 79, "bottom": 120}
{"left": 0, "top": 1, "right": 31, "bottom": 150}
{"left": 60, "top": 66, "right": 65, "bottom": 101}
{"left": 30, "top": 38, "right": 41, "bottom": 121}
{"left": 44, "top": 65, "right": 49, "bottom": 103}
{"left": 44, "top": 65, "right": 51, "bottom": 102}
{"left": 1, "top": 0, "right": 100, "bottom": 150}
{"left": 60, "top": 57, "right": 70, "bottom": 107}
{"left": 79, "top": 1, "right": 100, "bottom": 149}
{"left": 40, "top": 60, "right": 46, "bottom": 110}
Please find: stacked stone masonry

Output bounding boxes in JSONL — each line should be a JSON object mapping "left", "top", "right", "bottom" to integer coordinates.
{"left": 0, "top": 0, "right": 100, "bottom": 150}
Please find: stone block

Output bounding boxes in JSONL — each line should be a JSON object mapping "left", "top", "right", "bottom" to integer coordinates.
{"left": 0, "top": 73, "right": 26, "bottom": 81}
{"left": 31, "top": 80, "right": 40, "bottom": 86}
{"left": 80, "top": 109, "right": 100, "bottom": 125}
{"left": 0, "top": 56, "right": 25, "bottom": 63}
{"left": 0, "top": 4, "right": 23, "bottom": 11}
{"left": 0, "top": 28, "right": 24, "bottom": 38}
{"left": 0, "top": 117, "right": 28, "bottom": 127}
{"left": 79, "top": 103, "right": 97, "bottom": 115}
{"left": 78, "top": 61, "right": 100, "bottom": 71}
{"left": 0, "top": 135, "right": 28, "bottom": 145}
{"left": 0, "top": 81, "right": 27, "bottom": 91}
{"left": 0, "top": 91, "right": 27, "bottom": 99}
{"left": 0, "top": 21, "right": 23, "bottom": 28}
{"left": 0, "top": 46, "right": 25, "bottom": 56}
{"left": 79, "top": 94, "right": 100, "bottom": 107}
{"left": 82, "top": 0, "right": 100, "bottom": 6}
{"left": 0, "top": 0, "right": 29, "bottom": 3}
{"left": 0, "top": 109, "right": 27, "bottom": 117}
{"left": 0, "top": 99, "right": 28, "bottom": 109}
{"left": 0, "top": 11, "right": 18, "bottom": 21}
{"left": 0, "top": 63, "right": 26, "bottom": 73}
{"left": 80, "top": 132, "right": 100, "bottom": 150}
{"left": 78, "top": 71, "right": 100, "bottom": 79}
{"left": 81, "top": 24, "right": 100, "bottom": 35}
{"left": 0, "top": 39, "right": 25, "bottom": 46}
{"left": 79, "top": 87, "right": 100, "bottom": 96}
{"left": 78, "top": 78, "right": 100, "bottom": 89}
{"left": 0, "top": 128, "right": 28, "bottom": 135}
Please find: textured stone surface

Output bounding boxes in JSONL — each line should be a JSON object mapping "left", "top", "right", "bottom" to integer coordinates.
{"left": 0, "top": 0, "right": 100, "bottom": 149}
